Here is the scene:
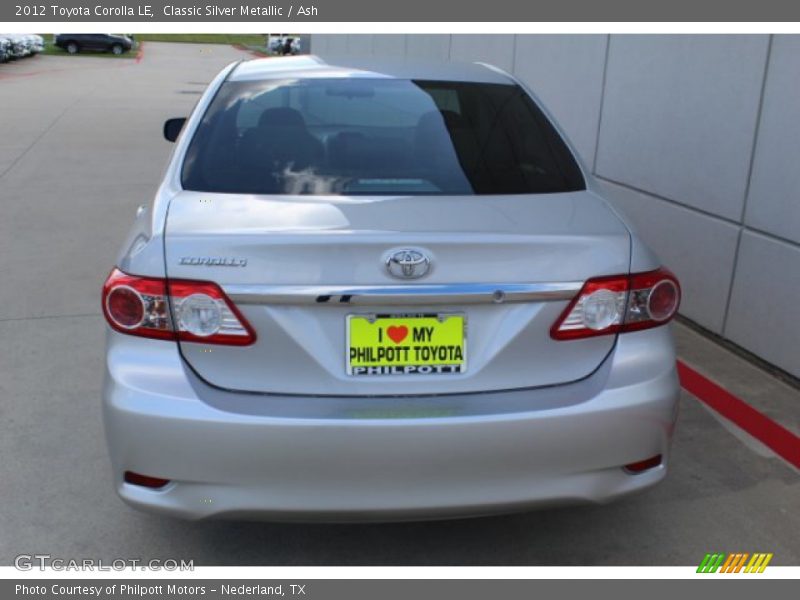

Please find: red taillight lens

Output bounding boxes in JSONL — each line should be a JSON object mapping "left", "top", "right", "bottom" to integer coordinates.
{"left": 101, "top": 268, "right": 255, "bottom": 345}
{"left": 124, "top": 471, "right": 171, "bottom": 489}
{"left": 102, "top": 269, "right": 173, "bottom": 340}
{"left": 647, "top": 280, "right": 680, "bottom": 322}
{"left": 623, "top": 454, "right": 663, "bottom": 474}
{"left": 106, "top": 286, "right": 145, "bottom": 328}
{"left": 551, "top": 267, "right": 680, "bottom": 340}
{"left": 621, "top": 268, "right": 681, "bottom": 332}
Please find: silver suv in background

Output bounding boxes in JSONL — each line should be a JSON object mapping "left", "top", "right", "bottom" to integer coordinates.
{"left": 27, "top": 34, "right": 44, "bottom": 54}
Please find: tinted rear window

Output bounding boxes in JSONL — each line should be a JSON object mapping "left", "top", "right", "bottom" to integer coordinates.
{"left": 181, "top": 78, "right": 585, "bottom": 195}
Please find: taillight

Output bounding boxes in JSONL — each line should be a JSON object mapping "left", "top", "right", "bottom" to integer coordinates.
{"left": 168, "top": 279, "right": 256, "bottom": 345}
{"left": 551, "top": 267, "right": 680, "bottom": 340}
{"left": 620, "top": 268, "right": 681, "bottom": 332}
{"left": 102, "top": 269, "right": 173, "bottom": 340}
{"left": 102, "top": 268, "right": 255, "bottom": 345}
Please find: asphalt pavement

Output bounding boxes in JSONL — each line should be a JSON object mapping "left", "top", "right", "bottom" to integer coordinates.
{"left": 0, "top": 42, "right": 797, "bottom": 566}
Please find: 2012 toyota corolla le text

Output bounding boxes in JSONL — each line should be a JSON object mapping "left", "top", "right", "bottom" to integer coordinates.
{"left": 101, "top": 56, "right": 681, "bottom": 521}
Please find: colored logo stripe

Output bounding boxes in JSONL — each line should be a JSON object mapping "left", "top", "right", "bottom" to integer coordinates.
{"left": 720, "top": 553, "right": 748, "bottom": 573}
{"left": 697, "top": 553, "right": 725, "bottom": 573}
{"left": 697, "top": 553, "right": 773, "bottom": 573}
{"left": 745, "top": 553, "right": 773, "bottom": 573}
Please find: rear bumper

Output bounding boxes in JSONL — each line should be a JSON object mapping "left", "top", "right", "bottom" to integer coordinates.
{"left": 102, "top": 328, "right": 680, "bottom": 521}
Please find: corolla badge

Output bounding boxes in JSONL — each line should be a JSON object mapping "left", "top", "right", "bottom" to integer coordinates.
{"left": 385, "top": 249, "right": 431, "bottom": 280}
{"left": 179, "top": 256, "right": 247, "bottom": 267}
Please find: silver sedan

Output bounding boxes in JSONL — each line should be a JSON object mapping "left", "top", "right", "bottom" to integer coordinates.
{"left": 102, "top": 56, "right": 681, "bottom": 521}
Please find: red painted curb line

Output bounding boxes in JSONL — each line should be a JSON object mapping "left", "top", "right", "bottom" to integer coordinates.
{"left": 677, "top": 360, "right": 800, "bottom": 469}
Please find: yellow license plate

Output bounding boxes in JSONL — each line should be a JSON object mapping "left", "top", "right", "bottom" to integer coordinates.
{"left": 347, "top": 314, "right": 466, "bottom": 376}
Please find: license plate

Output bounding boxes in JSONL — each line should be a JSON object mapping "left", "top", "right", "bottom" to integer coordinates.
{"left": 347, "top": 314, "right": 466, "bottom": 376}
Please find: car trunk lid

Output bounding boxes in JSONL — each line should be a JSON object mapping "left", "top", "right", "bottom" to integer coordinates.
{"left": 163, "top": 190, "right": 630, "bottom": 395}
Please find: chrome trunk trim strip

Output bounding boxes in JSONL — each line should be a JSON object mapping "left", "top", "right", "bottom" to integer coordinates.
{"left": 225, "top": 282, "right": 583, "bottom": 306}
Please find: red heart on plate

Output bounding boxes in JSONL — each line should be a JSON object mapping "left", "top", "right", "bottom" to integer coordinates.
{"left": 386, "top": 325, "right": 408, "bottom": 344}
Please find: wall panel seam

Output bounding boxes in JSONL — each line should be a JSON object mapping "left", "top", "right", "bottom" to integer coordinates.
{"left": 722, "top": 34, "right": 774, "bottom": 335}
{"left": 510, "top": 34, "right": 518, "bottom": 72}
{"left": 597, "top": 175, "right": 800, "bottom": 249}
{"left": 592, "top": 34, "right": 612, "bottom": 175}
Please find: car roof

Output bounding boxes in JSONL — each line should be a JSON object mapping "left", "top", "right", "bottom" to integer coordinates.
{"left": 229, "top": 55, "right": 515, "bottom": 85}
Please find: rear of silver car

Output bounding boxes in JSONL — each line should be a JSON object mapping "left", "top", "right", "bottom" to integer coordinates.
{"left": 102, "top": 57, "right": 681, "bottom": 521}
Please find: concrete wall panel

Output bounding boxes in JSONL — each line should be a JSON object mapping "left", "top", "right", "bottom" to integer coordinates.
{"left": 726, "top": 232, "right": 800, "bottom": 377}
{"left": 745, "top": 35, "right": 800, "bottom": 244}
{"left": 308, "top": 34, "right": 329, "bottom": 55}
{"left": 596, "top": 35, "right": 769, "bottom": 221}
{"left": 345, "top": 35, "right": 374, "bottom": 55}
{"left": 371, "top": 34, "right": 406, "bottom": 58}
{"left": 449, "top": 35, "right": 514, "bottom": 72}
{"left": 404, "top": 35, "right": 451, "bottom": 60}
{"left": 312, "top": 34, "right": 348, "bottom": 56}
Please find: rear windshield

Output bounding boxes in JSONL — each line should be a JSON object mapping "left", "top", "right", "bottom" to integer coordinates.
{"left": 181, "top": 78, "right": 585, "bottom": 195}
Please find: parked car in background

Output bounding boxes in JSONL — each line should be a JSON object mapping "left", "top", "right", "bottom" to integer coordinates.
{"left": 102, "top": 56, "right": 682, "bottom": 521}
{"left": 0, "top": 36, "right": 11, "bottom": 62}
{"left": 53, "top": 33, "right": 133, "bottom": 55}
{"left": 27, "top": 34, "right": 44, "bottom": 54}
{"left": 2, "top": 34, "right": 31, "bottom": 59}
{"left": 267, "top": 35, "right": 301, "bottom": 55}
{"left": 0, "top": 34, "right": 44, "bottom": 61}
